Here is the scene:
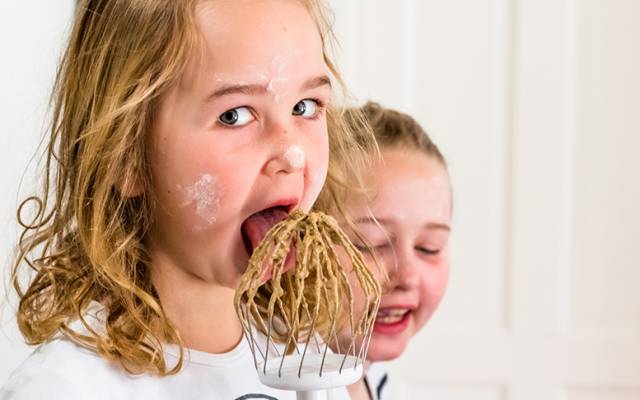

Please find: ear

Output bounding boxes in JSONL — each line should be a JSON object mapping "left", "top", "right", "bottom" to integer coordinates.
{"left": 115, "top": 173, "right": 144, "bottom": 197}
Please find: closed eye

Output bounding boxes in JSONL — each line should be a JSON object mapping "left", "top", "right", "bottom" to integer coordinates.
{"left": 416, "top": 246, "right": 441, "bottom": 256}
{"left": 355, "top": 242, "right": 391, "bottom": 253}
{"left": 354, "top": 243, "right": 370, "bottom": 252}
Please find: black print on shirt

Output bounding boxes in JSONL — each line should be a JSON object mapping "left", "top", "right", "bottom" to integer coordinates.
{"left": 234, "top": 394, "right": 279, "bottom": 400}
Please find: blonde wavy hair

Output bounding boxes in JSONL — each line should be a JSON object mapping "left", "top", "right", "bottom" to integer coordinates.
{"left": 11, "top": 0, "right": 375, "bottom": 376}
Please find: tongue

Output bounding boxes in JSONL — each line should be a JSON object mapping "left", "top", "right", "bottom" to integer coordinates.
{"left": 242, "top": 207, "right": 296, "bottom": 282}
{"left": 243, "top": 207, "right": 289, "bottom": 255}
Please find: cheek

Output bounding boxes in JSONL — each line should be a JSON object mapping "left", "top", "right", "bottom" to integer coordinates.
{"left": 154, "top": 147, "right": 238, "bottom": 229}
{"left": 149, "top": 103, "right": 256, "bottom": 229}
{"left": 307, "top": 121, "right": 329, "bottom": 169}
{"left": 414, "top": 263, "right": 450, "bottom": 331}
{"left": 177, "top": 140, "right": 260, "bottom": 220}
{"left": 368, "top": 253, "right": 391, "bottom": 285}
{"left": 303, "top": 115, "right": 329, "bottom": 158}
{"left": 299, "top": 125, "right": 329, "bottom": 212}
{"left": 300, "top": 163, "right": 328, "bottom": 212}
{"left": 179, "top": 173, "right": 225, "bottom": 224}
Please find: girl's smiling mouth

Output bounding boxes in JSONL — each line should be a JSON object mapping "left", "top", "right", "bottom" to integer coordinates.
{"left": 373, "top": 306, "right": 415, "bottom": 335}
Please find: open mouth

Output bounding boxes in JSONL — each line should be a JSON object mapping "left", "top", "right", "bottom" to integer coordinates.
{"left": 240, "top": 204, "right": 295, "bottom": 257}
{"left": 376, "top": 308, "right": 411, "bottom": 325}
{"left": 373, "top": 307, "right": 412, "bottom": 335}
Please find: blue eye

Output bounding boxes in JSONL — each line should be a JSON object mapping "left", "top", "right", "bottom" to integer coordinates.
{"left": 218, "top": 106, "right": 254, "bottom": 127}
{"left": 292, "top": 99, "right": 319, "bottom": 118}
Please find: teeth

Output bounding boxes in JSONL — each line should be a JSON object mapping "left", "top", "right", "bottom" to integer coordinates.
{"left": 377, "top": 315, "right": 404, "bottom": 324}
{"left": 376, "top": 308, "right": 409, "bottom": 324}
{"left": 377, "top": 308, "right": 408, "bottom": 318}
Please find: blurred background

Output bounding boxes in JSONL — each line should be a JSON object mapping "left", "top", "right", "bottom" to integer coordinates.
{"left": 1, "top": 1, "right": 639, "bottom": 399}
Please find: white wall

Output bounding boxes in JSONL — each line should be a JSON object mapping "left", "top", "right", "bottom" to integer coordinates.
{"left": 329, "top": 0, "right": 640, "bottom": 399}
{"left": 0, "top": 0, "right": 76, "bottom": 382}
{"left": 2, "top": 1, "right": 639, "bottom": 398}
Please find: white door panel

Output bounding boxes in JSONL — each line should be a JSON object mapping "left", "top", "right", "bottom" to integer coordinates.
{"left": 329, "top": 0, "right": 640, "bottom": 398}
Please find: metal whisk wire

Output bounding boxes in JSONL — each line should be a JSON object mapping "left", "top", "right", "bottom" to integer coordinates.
{"left": 234, "top": 211, "right": 381, "bottom": 400}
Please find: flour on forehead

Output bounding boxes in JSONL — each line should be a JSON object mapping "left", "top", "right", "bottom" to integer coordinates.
{"left": 266, "top": 55, "right": 289, "bottom": 102}
{"left": 210, "top": 50, "right": 308, "bottom": 105}
{"left": 178, "top": 174, "right": 223, "bottom": 224}
{"left": 271, "top": 55, "right": 287, "bottom": 74}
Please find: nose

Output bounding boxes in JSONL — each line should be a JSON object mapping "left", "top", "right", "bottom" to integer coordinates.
{"left": 263, "top": 121, "right": 306, "bottom": 177}
{"left": 385, "top": 244, "right": 420, "bottom": 292}
{"left": 264, "top": 143, "right": 306, "bottom": 176}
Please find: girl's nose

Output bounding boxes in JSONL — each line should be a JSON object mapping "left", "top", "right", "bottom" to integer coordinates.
{"left": 385, "top": 246, "right": 420, "bottom": 291}
{"left": 263, "top": 115, "right": 306, "bottom": 176}
{"left": 264, "top": 143, "right": 306, "bottom": 176}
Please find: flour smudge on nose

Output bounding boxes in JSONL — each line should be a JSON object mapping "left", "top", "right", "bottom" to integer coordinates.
{"left": 284, "top": 145, "right": 305, "bottom": 170}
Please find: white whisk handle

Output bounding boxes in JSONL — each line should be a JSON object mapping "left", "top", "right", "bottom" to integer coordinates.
{"left": 296, "top": 390, "right": 327, "bottom": 400}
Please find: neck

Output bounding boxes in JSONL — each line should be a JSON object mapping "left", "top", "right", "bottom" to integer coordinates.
{"left": 151, "top": 250, "right": 243, "bottom": 354}
{"left": 347, "top": 361, "right": 373, "bottom": 400}
{"left": 347, "top": 378, "right": 372, "bottom": 400}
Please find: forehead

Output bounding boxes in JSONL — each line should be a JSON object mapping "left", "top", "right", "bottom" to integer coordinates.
{"left": 367, "top": 150, "right": 452, "bottom": 222}
{"left": 190, "top": 0, "right": 325, "bottom": 78}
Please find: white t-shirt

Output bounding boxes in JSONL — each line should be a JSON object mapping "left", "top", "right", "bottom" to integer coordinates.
{"left": 364, "top": 363, "right": 389, "bottom": 400}
{"left": 366, "top": 362, "right": 413, "bottom": 400}
{"left": 1, "top": 337, "right": 351, "bottom": 400}
{"left": 0, "top": 306, "right": 351, "bottom": 400}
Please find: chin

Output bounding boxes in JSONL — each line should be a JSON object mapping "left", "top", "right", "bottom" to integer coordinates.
{"left": 366, "top": 336, "right": 409, "bottom": 362}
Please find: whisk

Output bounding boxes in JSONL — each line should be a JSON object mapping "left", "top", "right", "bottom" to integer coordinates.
{"left": 235, "top": 211, "right": 381, "bottom": 400}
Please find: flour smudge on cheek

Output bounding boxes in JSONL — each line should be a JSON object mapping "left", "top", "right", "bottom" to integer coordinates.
{"left": 179, "top": 174, "right": 223, "bottom": 224}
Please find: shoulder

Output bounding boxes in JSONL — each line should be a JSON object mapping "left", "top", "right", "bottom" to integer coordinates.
{"left": 0, "top": 338, "right": 128, "bottom": 400}
{"left": 0, "top": 367, "right": 82, "bottom": 400}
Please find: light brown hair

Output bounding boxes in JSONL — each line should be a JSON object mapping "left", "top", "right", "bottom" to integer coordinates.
{"left": 358, "top": 101, "right": 446, "bottom": 166}
{"left": 11, "top": 0, "right": 375, "bottom": 376}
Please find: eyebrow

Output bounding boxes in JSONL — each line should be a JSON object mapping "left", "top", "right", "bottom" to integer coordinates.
{"left": 354, "top": 216, "right": 451, "bottom": 232}
{"left": 206, "top": 74, "right": 332, "bottom": 100}
{"left": 301, "top": 75, "right": 332, "bottom": 91}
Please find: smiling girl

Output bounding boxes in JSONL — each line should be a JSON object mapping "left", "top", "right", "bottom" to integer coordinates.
{"left": 345, "top": 102, "right": 452, "bottom": 400}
